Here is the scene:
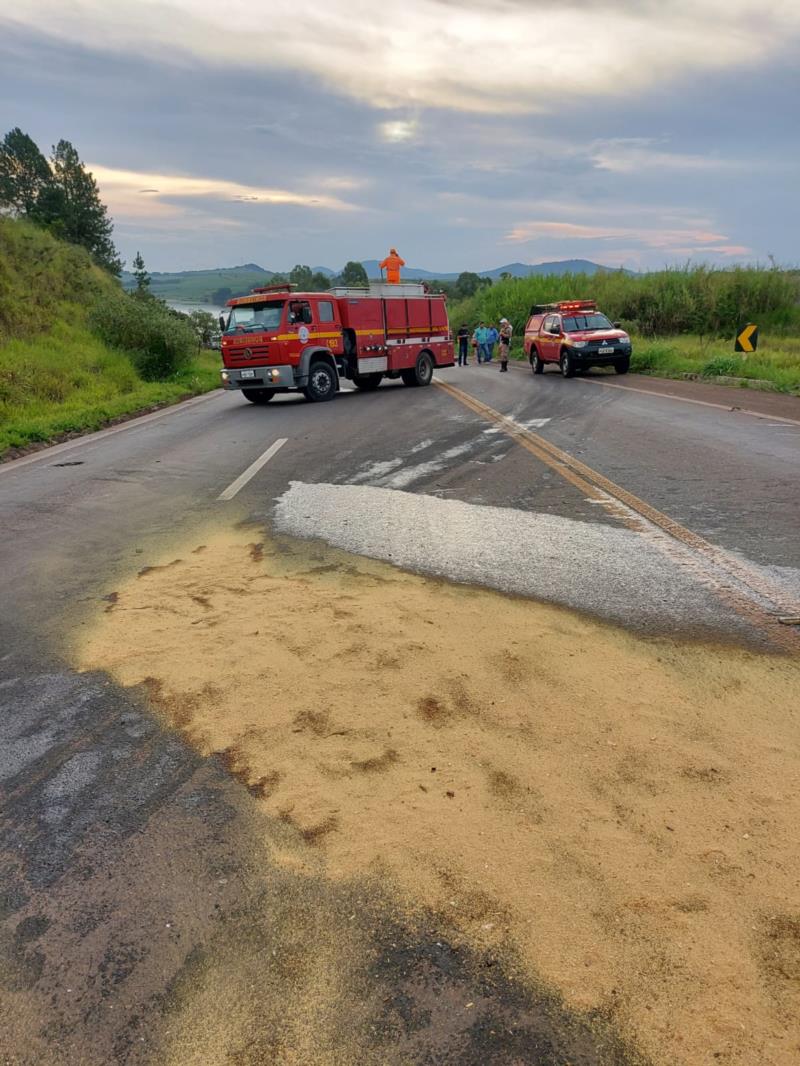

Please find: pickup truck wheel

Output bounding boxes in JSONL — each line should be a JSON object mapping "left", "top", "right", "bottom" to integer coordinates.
{"left": 353, "top": 372, "right": 383, "bottom": 391}
{"left": 402, "top": 351, "right": 434, "bottom": 387}
{"left": 303, "top": 361, "right": 337, "bottom": 402}
{"left": 242, "top": 388, "right": 274, "bottom": 404}
{"left": 560, "top": 351, "right": 575, "bottom": 378}
{"left": 615, "top": 356, "right": 630, "bottom": 374}
{"left": 531, "top": 350, "right": 544, "bottom": 375}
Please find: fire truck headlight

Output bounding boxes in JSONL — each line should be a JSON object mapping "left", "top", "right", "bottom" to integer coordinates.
{"left": 221, "top": 371, "right": 229, "bottom": 381}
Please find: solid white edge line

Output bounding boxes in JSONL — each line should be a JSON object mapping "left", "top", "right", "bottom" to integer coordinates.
{"left": 0, "top": 389, "right": 225, "bottom": 476}
{"left": 581, "top": 377, "right": 800, "bottom": 427}
{"left": 217, "top": 438, "right": 288, "bottom": 501}
{"left": 504, "top": 362, "right": 800, "bottom": 428}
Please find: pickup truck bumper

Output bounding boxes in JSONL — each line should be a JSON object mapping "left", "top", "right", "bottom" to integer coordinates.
{"left": 572, "top": 349, "right": 630, "bottom": 366}
{"left": 221, "top": 364, "right": 295, "bottom": 390}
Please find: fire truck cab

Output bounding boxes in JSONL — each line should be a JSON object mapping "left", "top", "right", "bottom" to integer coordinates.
{"left": 219, "top": 282, "right": 454, "bottom": 404}
{"left": 523, "top": 300, "right": 632, "bottom": 378}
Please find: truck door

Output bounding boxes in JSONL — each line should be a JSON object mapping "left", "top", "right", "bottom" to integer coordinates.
{"left": 315, "top": 298, "right": 343, "bottom": 359}
{"left": 541, "top": 314, "right": 561, "bottom": 362}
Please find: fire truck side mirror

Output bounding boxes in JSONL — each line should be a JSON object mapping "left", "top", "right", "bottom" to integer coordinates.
{"left": 218, "top": 314, "right": 226, "bottom": 331}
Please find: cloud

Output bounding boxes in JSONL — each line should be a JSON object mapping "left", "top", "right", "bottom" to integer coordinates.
{"left": 87, "top": 164, "right": 357, "bottom": 224}
{"left": 505, "top": 219, "right": 743, "bottom": 253}
{"left": 590, "top": 138, "right": 736, "bottom": 173}
{"left": 6, "top": 1, "right": 800, "bottom": 113}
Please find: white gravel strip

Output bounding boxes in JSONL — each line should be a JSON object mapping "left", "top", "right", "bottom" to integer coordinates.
{"left": 272, "top": 481, "right": 755, "bottom": 635}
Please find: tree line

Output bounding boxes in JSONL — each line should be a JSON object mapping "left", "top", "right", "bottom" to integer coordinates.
{"left": 0, "top": 128, "right": 121, "bottom": 275}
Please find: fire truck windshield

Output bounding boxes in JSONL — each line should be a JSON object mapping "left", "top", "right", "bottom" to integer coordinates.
{"left": 562, "top": 313, "right": 613, "bottom": 332}
{"left": 226, "top": 302, "right": 284, "bottom": 332}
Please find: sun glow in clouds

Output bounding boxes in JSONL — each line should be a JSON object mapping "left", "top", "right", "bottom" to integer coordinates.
{"left": 8, "top": 1, "right": 800, "bottom": 114}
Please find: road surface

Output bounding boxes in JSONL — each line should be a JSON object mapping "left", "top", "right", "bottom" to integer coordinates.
{"left": 1, "top": 367, "right": 799, "bottom": 1066}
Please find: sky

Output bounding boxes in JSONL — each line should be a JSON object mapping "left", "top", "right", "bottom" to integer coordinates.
{"left": 1, "top": 1, "right": 799, "bottom": 274}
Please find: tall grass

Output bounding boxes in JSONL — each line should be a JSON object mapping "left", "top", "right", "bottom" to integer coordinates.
{"left": 0, "top": 217, "right": 115, "bottom": 343}
{"left": 0, "top": 218, "right": 220, "bottom": 456}
{"left": 0, "top": 316, "right": 219, "bottom": 453}
{"left": 448, "top": 265, "right": 800, "bottom": 341}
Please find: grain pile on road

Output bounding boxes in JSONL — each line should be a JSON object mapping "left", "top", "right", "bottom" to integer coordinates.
{"left": 79, "top": 526, "right": 800, "bottom": 1066}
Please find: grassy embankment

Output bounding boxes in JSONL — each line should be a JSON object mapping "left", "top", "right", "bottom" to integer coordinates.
{"left": 0, "top": 219, "right": 219, "bottom": 457}
{"left": 448, "top": 266, "right": 800, "bottom": 393}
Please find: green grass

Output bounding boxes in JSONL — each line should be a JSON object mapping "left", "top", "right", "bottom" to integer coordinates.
{"left": 507, "top": 334, "right": 800, "bottom": 393}
{"left": 630, "top": 335, "right": 800, "bottom": 394}
{"left": 0, "top": 218, "right": 221, "bottom": 457}
{"left": 0, "top": 315, "right": 219, "bottom": 455}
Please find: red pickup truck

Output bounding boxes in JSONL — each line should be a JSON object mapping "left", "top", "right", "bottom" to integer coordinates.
{"left": 523, "top": 300, "right": 632, "bottom": 378}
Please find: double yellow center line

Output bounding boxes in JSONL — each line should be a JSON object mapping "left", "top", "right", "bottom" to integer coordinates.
{"left": 435, "top": 378, "right": 799, "bottom": 651}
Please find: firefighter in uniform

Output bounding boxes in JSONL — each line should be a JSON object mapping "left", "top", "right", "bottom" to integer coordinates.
{"left": 380, "top": 248, "right": 405, "bottom": 284}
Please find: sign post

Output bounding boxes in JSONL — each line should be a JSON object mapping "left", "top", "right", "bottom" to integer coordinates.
{"left": 735, "top": 323, "right": 758, "bottom": 355}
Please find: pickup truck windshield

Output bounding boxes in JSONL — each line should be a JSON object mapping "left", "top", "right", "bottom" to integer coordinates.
{"left": 226, "top": 301, "right": 284, "bottom": 332}
{"left": 562, "top": 313, "right": 613, "bottom": 332}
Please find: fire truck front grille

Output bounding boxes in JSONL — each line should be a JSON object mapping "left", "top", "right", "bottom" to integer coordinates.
{"left": 228, "top": 345, "right": 270, "bottom": 361}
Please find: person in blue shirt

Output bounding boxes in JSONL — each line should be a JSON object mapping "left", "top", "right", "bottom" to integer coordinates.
{"left": 486, "top": 323, "right": 499, "bottom": 362}
{"left": 472, "top": 322, "right": 490, "bottom": 364}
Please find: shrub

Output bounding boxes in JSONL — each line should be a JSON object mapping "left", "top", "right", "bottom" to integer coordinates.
{"left": 700, "top": 356, "right": 742, "bottom": 378}
{"left": 89, "top": 292, "right": 196, "bottom": 380}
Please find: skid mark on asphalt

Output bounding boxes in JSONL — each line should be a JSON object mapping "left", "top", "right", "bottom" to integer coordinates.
{"left": 79, "top": 528, "right": 800, "bottom": 1066}
{"left": 435, "top": 379, "right": 800, "bottom": 650}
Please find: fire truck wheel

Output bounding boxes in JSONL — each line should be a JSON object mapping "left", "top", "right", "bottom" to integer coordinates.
{"left": 402, "top": 351, "right": 434, "bottom": 388}
{"left": 241, "top": 388, "right": 274, "bottom": 404}
{"left": 353, "top": 372, "right": 383, "bottom": 391}
{"left": 560, "top": 351, "right": 575, "bottom": 378}
{"left": 303, "top": 360, "right": 337, "bottom": 402}
{"left": 531, "top": 349, "right": 544, "bottom": 375}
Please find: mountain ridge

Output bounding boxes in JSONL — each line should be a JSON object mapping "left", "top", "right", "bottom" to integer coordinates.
{"left": 121, "top": 259, "right": 633, "bottom": 302}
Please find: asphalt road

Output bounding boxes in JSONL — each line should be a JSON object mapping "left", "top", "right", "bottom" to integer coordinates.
{"left": 1, "top": 366, "right": 799, "bottom": 1065}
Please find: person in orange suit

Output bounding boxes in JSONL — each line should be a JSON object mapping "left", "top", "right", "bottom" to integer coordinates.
{"left": 380, "top": 248, "right": 405, "bottom": 284}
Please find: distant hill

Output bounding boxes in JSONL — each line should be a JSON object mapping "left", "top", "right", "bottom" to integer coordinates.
{"left": 120, "top": 264, "right": 275, "bottom": 303}
{"left": 360, "top": 258, "right": 632, "bottom": 281}
{"left": 121, "top": 259, "right": 632, "bottom": 302}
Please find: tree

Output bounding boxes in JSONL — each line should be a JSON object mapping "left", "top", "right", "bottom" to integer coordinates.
{"left": 310, "top": 271, "right": 331, "bottom": 291}
{"left": 0, "top": 128, "right": 52, "bottom": 217}
{"left": 132, "top": 251, "right": 151, "bottom": 297}
{"left": 210, "top": 286, "right": 233, "bottom": 304}
{"left": 38, "top": 140, "right": 122, "bottom": 275}
{"left": 454, "top": 271, "right": 482, "bottom": 299}
{"left": 289, "top": 264, "right": 313, "bottom": 290}
{"left": 188, "top": 309, "right": 217, "bottom": 347}
{"left": 499, "top": 272, "right": 513, "bottom": 282}
{"left": 339, "top": 260, "right": 368, "bottom": 287}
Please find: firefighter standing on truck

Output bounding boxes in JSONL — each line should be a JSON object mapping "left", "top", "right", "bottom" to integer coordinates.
{"left": 380, "top": 248, "right": 405, "bottom": 284}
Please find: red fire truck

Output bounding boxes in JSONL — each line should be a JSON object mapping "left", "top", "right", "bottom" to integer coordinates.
{"left": 219, "top": 282, "right": 454, "bottom": 403}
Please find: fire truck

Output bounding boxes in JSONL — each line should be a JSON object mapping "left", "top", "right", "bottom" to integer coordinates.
{"left": 219, "top": 282, "right": 454, "bottom": 403}
{"left": 523, "top": 300, "right": 632, "bottom": 378}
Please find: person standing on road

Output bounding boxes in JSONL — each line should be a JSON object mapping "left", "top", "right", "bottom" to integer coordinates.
{"left": 473, "top": 322, "right": 490, "bottom": 364}
{"left": 498, "top": 318, "right": 513, "bottom": 372}
{"left": 486, "top": 322, "right": 499, "bottom": 362}
{"left": 457, "top": 324, "right": 470, "bottom": 366}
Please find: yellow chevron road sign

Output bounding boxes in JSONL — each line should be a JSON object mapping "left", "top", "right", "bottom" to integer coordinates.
{"left": 735, "top": 323, "right": 758, "bottom": 353}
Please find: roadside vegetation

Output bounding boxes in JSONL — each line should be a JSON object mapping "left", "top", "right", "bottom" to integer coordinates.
{"left": 448, "top": 265, "right": 800, "bottom": 393}
{"left": 0, "top": 215, "right": 219, "bottom": 458}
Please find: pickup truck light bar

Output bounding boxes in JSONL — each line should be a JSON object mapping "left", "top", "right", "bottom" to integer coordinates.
{"left": 530, "top": 300, "right": 597, "bottom": 315}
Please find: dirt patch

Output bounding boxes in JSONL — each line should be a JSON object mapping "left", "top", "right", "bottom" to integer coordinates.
{"left": 78, "top": 527, "right": 800, "bottom": 1066}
